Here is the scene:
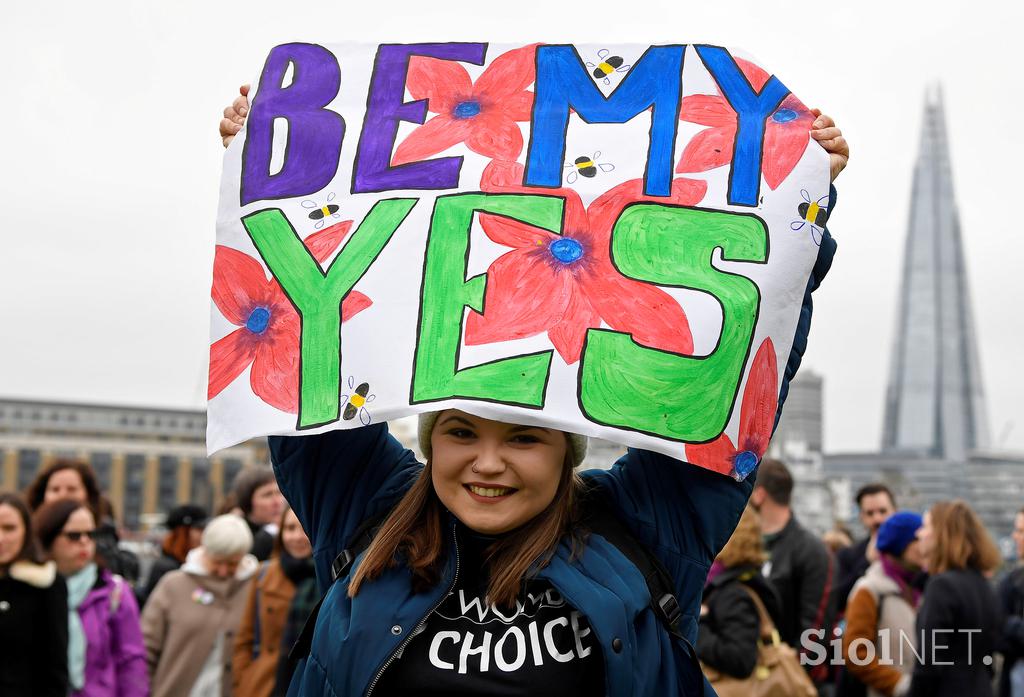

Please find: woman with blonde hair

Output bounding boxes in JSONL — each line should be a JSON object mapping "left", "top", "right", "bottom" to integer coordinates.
{"left": 909, "top": 500, "right": 1002, "bottom": 697}
{"left": 697, "top": 505, "right": 782, "bottom": 679}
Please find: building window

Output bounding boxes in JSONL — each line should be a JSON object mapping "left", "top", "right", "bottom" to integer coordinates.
{"left": 190, "top": 458, "right": 213, "bottom": 513}
{"left": 123, "top": 454, "right": 146, "bottom": 530}
{"left": 223, "top": 458, "right": 244, "bottom": 493}
{"left": 157, "top": 456, "right": 179, "bottom": 513}
{"left": 90, "top": 452, "right": 113, "bottom": 491}
{"left": 17, "top": 449, "right": 41, "bottom": 491}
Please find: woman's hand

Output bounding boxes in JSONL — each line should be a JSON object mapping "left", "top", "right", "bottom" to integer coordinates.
{"left": 220, "top": 84, "right": 250, "bottom": 148}
{"left": 810, "top": 108, "right": 849, "bottom": 182}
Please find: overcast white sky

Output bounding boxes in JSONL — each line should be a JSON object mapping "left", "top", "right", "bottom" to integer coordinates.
{"left": 2, "top": 0, "right": 1021, "bottom": 454}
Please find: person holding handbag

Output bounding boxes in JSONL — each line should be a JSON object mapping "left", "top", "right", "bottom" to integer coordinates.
{"left": 841, "top": 511, "right": 926, "bottom": 697}
{"left": 699, "top": 505, "right": 815, "bottom": 697}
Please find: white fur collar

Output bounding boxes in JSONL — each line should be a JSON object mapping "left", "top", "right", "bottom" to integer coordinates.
{"left": 8, "top": 560, "right": 57, "bottom": 588}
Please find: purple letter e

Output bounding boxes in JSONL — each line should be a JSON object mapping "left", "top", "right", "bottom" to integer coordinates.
{"left": 352, "top": 43, "right": 486, "bottom": 193}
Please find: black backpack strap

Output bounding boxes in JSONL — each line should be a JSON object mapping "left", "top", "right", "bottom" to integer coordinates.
{"left": 288, "top": 509, "right": 391, "bottom": 662}
{"left": 579, "top": 492, "right": 683, "bottom": 638}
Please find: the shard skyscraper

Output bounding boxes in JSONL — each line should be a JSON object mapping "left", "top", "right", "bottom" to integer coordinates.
{"left": 881, "top": 86, "right": 989, "bottom": 462}
{"left": 825, "top": 88, "right": 1024, "bottom": 541}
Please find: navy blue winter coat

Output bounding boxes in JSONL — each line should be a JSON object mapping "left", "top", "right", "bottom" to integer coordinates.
{"left": 271, "top": 194, "right": 837, "bottom": 697}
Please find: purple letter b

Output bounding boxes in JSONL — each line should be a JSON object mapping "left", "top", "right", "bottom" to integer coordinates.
{"left": 241, "top": 43, "right": 344, "bottom": 206}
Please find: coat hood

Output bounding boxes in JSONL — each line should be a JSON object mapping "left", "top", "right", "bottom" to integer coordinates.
{"left": 7, "top": 560, "right": 57, "bottom": 588}
{"left": 181, "top": 546, "right": 259, "bottom": 581}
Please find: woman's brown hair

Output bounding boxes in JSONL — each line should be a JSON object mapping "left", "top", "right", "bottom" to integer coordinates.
{"left": 162, "top": 528, "right": 197, "bottom": 564}
{"left": 927, "top": 500, "right": 1002, "bottom": 574}
{"left": 24, "top": 460, "right": 102, "bottom": 519}
{"left": 349, "top": 449, "right": 584, "bottom": 608}
{"left": 0, "top": 492, "right": 45, "bottom": 565}
{"left": 716, "top": 505, "right": 766, "bottom": 568}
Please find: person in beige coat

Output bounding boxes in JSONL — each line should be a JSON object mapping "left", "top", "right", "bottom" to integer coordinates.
{"left": 142, "top": 514, "right": 258, "bottom": 697}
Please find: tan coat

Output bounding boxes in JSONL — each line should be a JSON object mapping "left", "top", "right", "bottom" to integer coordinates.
{"left": 141, "top": 547, "right": 258, "bottom": 697}
{"left": 231, "top": 560, "right": 296, "bottom": 697}
{"left": 843, "top": 560, "right": 919, "bottom": 697}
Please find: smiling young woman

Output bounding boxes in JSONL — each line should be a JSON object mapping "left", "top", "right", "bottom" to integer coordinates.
{"left": 220, "top": 85, "right": 848, "bottom": 697}
{"left": 350, "top": 412, "right": 585, "bottom": 608}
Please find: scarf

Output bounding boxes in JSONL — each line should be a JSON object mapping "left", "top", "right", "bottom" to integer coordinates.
{"left": 279, "top": 550, "right": 316, "bottom": 586}
{"left": 66, "top": 563, "right": 98, "bottom": 690}
{"left": 704, "top": 559, "right": 726, "bottom": 588}
{"left": 881, "top": 555, "right": 922, "bottom": 606}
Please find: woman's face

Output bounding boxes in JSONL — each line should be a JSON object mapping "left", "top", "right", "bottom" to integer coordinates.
{"left": 915, "top": 511, "right": 935, "bottom": 571}
{"left": 900, "top": 538, "right": 926, "bottom": 571}
{"left": 281, "top": 509, "right": 312, "bottom": 559}
{"left": 430, "top": 410, "right": 568, "bottom": 535}
{"left": 44, "top": 468, "right": 87, "bottom": 505}
{"left": 0, "top": 504, "right": 26, "bottom": 566}
{"left": 249, "top": 481, "right": 285, "bottom": 526}
{"left": 50, "top": 507, "right": 96, "bottom": 576}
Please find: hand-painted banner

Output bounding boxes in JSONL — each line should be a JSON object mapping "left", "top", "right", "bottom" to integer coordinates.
{"left": 210, "top": 42, "right": 829, "bottom": 480}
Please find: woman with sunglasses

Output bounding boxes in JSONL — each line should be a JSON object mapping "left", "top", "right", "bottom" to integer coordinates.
{"left": 34, "top": 498, "right": 149, "bottom": 697}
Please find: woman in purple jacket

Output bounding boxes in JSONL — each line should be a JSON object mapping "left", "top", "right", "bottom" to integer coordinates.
{"left": 34, "top": 498, "right": 150, "bottom": 697}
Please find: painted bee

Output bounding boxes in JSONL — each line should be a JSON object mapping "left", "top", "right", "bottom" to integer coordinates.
{"left": 341, "top": 376, "right": 375, "bottom": 425}
{"left": 586, "top": 49, "right": 630, "bottom": 85}
{"left": 564, "top": 151, "right": 615, "bottom": 184}
{"left": 302, "top": 193, "right": 340, "bottom": 229}
{"left": 791, "top": 189, "right": 829, "bottom": 245}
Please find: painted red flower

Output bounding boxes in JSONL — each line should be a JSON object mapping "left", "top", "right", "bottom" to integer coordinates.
{"left": 464, "top": 160, "right": 706, "bottom": 363}
{"left": 676, "top": 58, "right": 813, "bottom": 190}
{"left": 392, "top": 44, "right": 538, "bottom": 166}
{"left": 208, "top": 220, "right": 372, "bottom": 413}
{"left": 685, "top": 337, "right": 778, "bottom": 479}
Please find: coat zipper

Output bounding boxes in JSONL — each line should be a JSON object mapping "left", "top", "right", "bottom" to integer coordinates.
{"left": 364, "top": 523, "right": 461, "bottom": 696}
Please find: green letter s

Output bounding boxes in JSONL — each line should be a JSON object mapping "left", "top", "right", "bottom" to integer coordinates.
{"left": 578, "top": 203, "right": 768, "bottom": 442}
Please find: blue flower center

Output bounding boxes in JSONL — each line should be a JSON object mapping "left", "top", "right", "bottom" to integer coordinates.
{"left": 453, "top": 100, "right": 481, "bottom": 119}
{"left": 733, "top": 450, "right": 760, "bottom": 479}
{"left": 549, "top": 238, "right": 584, "bottom": 264}
{"left": 245, "top": 307, "right": 271, "bottom": 334}
{"left": 772, "top": 108, "right": 798, "bottom": 123}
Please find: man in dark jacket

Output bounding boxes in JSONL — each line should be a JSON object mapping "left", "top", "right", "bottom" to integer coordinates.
{"left": 833, "top": 483, "right": 896, "bottom": 614}
{"left": 751, "top": 459, "right": 834, "bottom": 661}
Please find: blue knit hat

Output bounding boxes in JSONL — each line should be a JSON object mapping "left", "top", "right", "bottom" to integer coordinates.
{"left": 876, "top": 511, "right": 923, "bottom": 556}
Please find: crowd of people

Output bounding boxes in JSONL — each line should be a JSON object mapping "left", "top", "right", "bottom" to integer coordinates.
{"left": 695, "top": 458, "right": 1019, "bottom": 697}
{"left": 0, "top": 457, "right": 314, "bottom": 696}
{"left": 1, "top": 453, "right": 1023, "bottom": 696}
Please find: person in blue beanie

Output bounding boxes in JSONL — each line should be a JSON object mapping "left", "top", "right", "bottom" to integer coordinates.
{"left": 842, "top": 511, "right": 926, "bottom": 696}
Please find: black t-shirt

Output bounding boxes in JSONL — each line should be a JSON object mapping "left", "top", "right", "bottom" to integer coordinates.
{"left": 373, "top": 526, "right": 606, "bottom": 696}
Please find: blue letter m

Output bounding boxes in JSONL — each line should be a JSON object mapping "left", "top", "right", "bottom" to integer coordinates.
{"left": 525, "top": 45, "right": 683, "bottom": 197}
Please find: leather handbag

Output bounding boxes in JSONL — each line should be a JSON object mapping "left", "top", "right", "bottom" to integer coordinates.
{"left": 701, "top": 585, "right": 817, "bottom": 697}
